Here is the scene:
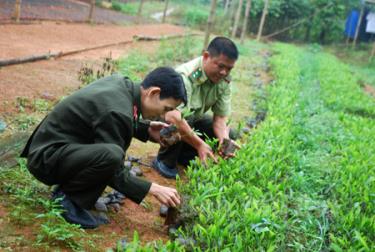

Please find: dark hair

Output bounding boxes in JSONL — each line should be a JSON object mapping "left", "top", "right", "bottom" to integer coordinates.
{"left": 141, "top": 67, "right": 187, "bottom": 105}
{"left": 207, "top": 37, "right": 239, "bottom": 60}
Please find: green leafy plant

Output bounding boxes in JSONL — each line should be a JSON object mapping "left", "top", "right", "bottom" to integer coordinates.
{"left": 35, "top": 198, "right": 86, "bottom": 250}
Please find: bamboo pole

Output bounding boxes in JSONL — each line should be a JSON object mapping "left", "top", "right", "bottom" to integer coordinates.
{"left": 240, "top": 0, "right": 252, "bottom": 43}
{"left": 162, "top": 0, "right": 169, "bottom": 23}
{"left": 13, "top": 0, "right": 22, "bottom": 23}
{"left": 203, "top": 0, "right": 217, "bottom": 51}
{"left": 231, "top": 0, "right": 243, "bottom": 38}
{"left": 88, "top": 0, "right": 95, "bottom": 23}
{"left": 256, "top": 0, "right": 269, "bottom": 41}
{"left": 353, "top": 5, "right": 365, "bottom": 48}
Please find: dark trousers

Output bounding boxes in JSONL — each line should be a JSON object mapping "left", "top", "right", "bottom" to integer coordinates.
{"left": 27, "top": 143, "right": 149, "bottom": 210}
{"left": 158, "top": 115, "right": 235, "bottom": 168}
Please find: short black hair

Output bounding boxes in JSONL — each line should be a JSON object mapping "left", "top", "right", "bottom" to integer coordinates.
{"left": 141, "top": 67, "right": 187, "bottom": 105}
{"left": 207, "top": 37, "right": 239, "bottom": 60}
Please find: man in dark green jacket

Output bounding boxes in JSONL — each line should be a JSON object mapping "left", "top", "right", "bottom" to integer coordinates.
{"left": 21, "top": 67, "right": 186, "bottom": 229}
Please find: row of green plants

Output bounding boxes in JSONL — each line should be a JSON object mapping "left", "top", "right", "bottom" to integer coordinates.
{"left": 176, "top": 43, "right": 374, "bottom": 250}
{"left": 122, "top": 42, "right": 375, "bottom": 250}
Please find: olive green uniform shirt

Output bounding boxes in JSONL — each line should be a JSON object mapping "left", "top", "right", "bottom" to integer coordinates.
{"left": 21, "top": 74, "right": 151, "bottom": 204}
{"left": 176, "top": 56, "right": 231, "bottom": 118}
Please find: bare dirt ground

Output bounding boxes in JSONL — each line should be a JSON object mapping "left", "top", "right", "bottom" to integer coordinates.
{"left": 0, "top": 2, "right": 190, "bottom": 248}
{"left": 0, "top": 22, "right": 187, "bottom": 114}
{"left": 0, "top": 0, "right": 135, "bottom": 24}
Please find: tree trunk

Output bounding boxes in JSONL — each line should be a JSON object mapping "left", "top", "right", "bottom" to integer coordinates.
{"left": 137, "top": 0, "right": 145, "bottom": 23}
{"left": 304, "top": 21, "right": 312, "bottom": 42}
{"left": 231, "top": 0, "right": 243, "bottom": 38}
{"left": 162, "top": 0, "right": 169, "bottom": 23}
{"left": 203, "top": 0, "right": 218, "bottom": 51}
{"left": 13, "top": 0, "right": 22, "bottom": 23}
{"left": 88, "top": 0, "right": 95, "bottom": 23}
{"left": 240, "top": 0, "right": 251, "bottom": 43}
{"left": 224, "top": 0, "right": 231, "bottom": 15}
{"left": 256, "top": 0, "right": 269, "bottom": 41}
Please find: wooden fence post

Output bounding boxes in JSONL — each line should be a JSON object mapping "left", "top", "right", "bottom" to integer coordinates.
{"left": 353, "top": 5, "right": 365, "bottom": 48}
{"left": 88, "top": 0, "right": 95, "bottom": 23}
{"left": 13, "top": 0, "right": 22, "bottom": 23}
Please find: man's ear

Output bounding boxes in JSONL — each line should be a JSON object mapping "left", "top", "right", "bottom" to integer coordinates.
{"left": 202, "top": 51, "right": 210, "bottom": 60}
{"left": 147, "top": 86, "right": 161, "bottom": 99}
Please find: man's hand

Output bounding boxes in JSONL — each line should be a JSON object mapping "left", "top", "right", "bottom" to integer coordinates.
{"left": 218, "top": 138, "right": 241, "bottom": 159}
{"left": 149, "top": 183, "right": 181, "bottom": 207}
{"left": 148, "top": 121, "right": 169, "bottom": 143}
{"left": 197, "top": 142, "right": 217, "bottom": 164}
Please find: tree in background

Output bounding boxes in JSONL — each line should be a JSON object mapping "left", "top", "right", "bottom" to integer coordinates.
{"left": 203, "top": 0, "right": 218, "bottom": 50}
{"left": 231, "top": 0, "right": 243, "bottom": 37}
{"left": 256, "top": 0, "right": 269, "bottom": 41}
{"left": 240, "top": 0, "right": 252, "bottom": 43}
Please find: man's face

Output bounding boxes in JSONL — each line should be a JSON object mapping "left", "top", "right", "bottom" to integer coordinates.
{"left": 202, "top": 52, "right": 236, "bottom": 84}
{"left": 141, "top": 87, "right": 182, "bottom": 121}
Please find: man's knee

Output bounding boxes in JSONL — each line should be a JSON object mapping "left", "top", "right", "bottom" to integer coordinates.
{"left": 98, "top": 144, "right": 124, "bottom": 171}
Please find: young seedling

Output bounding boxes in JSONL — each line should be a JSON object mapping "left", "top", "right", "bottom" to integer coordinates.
{"left": 159, "top": 125, "right": 181, "bottom": 147}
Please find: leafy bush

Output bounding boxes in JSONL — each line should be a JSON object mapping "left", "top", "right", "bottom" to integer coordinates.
{"left": 111, "top": 1, "right": 137, "bottom": 15}
{"left": 183, "top": 7, "right": 209, "bottom": 27}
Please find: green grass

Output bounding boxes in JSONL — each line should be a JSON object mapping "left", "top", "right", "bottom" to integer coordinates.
{"left": 325, "top": 43, "right": 375, "bottom": 87}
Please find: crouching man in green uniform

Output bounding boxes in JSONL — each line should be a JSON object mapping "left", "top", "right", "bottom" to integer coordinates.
{"left": 20, "top": 67, "right": 186, "bottom": 229}
{"left": 153, "top": 37, "right": 239, "bottom": 179}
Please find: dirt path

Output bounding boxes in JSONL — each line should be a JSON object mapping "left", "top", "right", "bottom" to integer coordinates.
{"left": 0, "top": 0, "right": 135, "bottom": 24}
{"left": 0, "top": 22, "right": 187, "bottom": 114}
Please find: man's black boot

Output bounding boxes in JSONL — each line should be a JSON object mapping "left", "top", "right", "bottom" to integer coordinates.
{"left": 52, "top": 189, "right": 98, "bottom": 229}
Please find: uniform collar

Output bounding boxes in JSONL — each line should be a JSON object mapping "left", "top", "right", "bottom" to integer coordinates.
{"left": 132, "top": 83, "right": 142, "bottom": 119}
{"left": 196, "top": 56, "right": 209, "bottom": 85}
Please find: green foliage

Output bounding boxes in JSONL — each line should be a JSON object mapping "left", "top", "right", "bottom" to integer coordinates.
{"left": 111, "top": 1, "right": 137, "bottom": 15}
{"left": 183, "top": 7, "right": 209, "bottom": 27}
{"left": 35, "top": 198, "right": 86, "bottom": 250}
{"left": 117, "top": 36, "right": 202, "bottom": 80}
{"left": 14, "top": 114, "right": 37, "bottom": 131}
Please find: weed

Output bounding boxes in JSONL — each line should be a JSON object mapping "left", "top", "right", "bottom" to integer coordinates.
{"left": 14, "top": 114, "right": 37, "bottom": 131}
{"left": 35, "top": 198, "right": 86, "bottom": 251}
{"left": 78, "top": 56, "right": 117, "bottom": 87}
